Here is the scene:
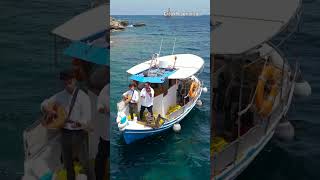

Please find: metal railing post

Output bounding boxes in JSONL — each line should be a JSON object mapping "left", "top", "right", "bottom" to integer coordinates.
{"left": 54, "top": 35, "right": 58, "bottom": 66}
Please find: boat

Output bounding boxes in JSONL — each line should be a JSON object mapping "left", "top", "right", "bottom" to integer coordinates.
{"left": 211, "top": 0, "right": 311, "bottom": 179}
{"left": 115, "top": 42, "right": 208, "bottom": 144}
{"left": 163, "top": 8, "right": 200, "bottom": 17}
{"left": 22, "top": 4, "right": 109, "bottom": 180}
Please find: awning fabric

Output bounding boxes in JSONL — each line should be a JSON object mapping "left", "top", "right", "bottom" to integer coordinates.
{"left": 64, "top": 41, "right": 109, "bottom": 65}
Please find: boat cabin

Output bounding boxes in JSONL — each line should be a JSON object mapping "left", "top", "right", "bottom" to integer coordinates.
{"left": 126, "top": 66, "right": 196, "bottom": 120}
{"left": 118, "top": 54, "right": 204, "bottom": 125}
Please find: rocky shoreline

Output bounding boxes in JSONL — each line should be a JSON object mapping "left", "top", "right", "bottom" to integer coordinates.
{"left": 110, "top": 17, "right": 145, "bottom": 31}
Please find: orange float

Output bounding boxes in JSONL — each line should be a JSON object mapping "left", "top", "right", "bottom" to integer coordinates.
{"left": 255, "top": 65, "right": 280, "bottom": 117}
{"left": 188, "top": 81, "right": 198, "bottom": 98}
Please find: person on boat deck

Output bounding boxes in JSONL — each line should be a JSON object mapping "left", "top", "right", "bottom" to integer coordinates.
{"left": 140, "top": 82, "right": 154, "bottom": 121}
{"left": 95, "top": 83, "right": 110, "bottom": 180}
{"left": 132, "top": 80, "right": 144, "bottom": 90}
{"left": 40, "top": 69, "right": 91, "bottom": 180}
{"left": 123, "top": 84, "right": 139, "bottom": 120}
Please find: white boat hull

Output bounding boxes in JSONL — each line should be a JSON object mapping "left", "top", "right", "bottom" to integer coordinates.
{"left": 118, "top": 76, "right": 203, "bottom": 144}
{"left": 212, "top": 43, "right": 297, "bottom": 180}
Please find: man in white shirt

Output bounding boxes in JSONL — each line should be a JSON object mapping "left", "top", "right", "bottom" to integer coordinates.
{"left": 139, "top": 82, "right": 154, "bottom": 121}
{"left": 95, "top": 83, "right": 109, "bottom": 180}
{"left": 123, "top": 84, "right": 139, "bottom": 120}
{"left": 41, "top": 69, "right": 91, "bottom": 180}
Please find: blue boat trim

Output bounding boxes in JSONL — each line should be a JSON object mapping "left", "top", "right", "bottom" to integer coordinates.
{"left": 215, "top": 130, "right": 274, "bottom": 180}
{"left": 129, "top": 69, "right": 176, "bottom": 83}
{"left": 122, "top": 89, "right": 201, "bottom": 144}
{"left": 64, "top": 41, "right": 109, "bottom": 65}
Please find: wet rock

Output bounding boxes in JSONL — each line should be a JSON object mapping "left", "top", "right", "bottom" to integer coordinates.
{"left": 110, "top": 17, "right": 146, "bottom": 30}
{"left": 110, "top": 17, "right": 126, "bottom": 30}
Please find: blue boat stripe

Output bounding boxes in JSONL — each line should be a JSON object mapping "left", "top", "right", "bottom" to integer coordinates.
{"left": 121, "top": 86, "right": 202, "bottom": 143}
{"left": 215, "top": 130, "right": 274, "bottom": 180}
{"left": 124, "top": 100, "right": 195, "bottom": 134}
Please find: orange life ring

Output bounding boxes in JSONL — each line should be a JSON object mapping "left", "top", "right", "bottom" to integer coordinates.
{"left": 255, "top": 65, "right": 280, "bottom": 117}
{"left": 188, "top": 81, "right": 198, "bottom": 98}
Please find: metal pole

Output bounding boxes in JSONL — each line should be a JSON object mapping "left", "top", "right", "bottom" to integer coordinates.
{"left": 233, "top": 60, "right": 245, "bottom": 165}
{"left": 184, "top": 81, "right": 187, "bottom": 106}
{"left": 171, "top": 38, "right": 176, "bottom": 55}
{"left": 54, "top": 35, "right": 58, "bottom": 67}
{"left": 211, "top": 55, "right": 216, "bottom": 138}
{"left": 158, "top": 38, "right": 163, "bottom": 56}
{"left": 264, "top": 116, "right": 271, "bottom": 134}
{"left": 280, "top": 55, "right": 285, "bottom": 109}
{"left": 237, "top": 61, "right": 244, "bottom": 138}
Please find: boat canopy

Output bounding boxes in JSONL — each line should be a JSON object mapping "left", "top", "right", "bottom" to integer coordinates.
{"left": 129, "top": 68, "right": 176, "bottom": 83}
{"left": 127, "top": 54, "right": 204, "bottom": 80}
{"left": 52, "top": 4, "right": 108, "bottom": 41}
{"left": 63, "top": 41, "right": 109, "bottom": 65}
{"left": 212, "top": 0, "right": 301, "bottom": 54}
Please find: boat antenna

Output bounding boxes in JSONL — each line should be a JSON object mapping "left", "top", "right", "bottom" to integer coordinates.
{"left": 171, "top": 37, "right": 176, "bottom": 55}
{"left": 158, "top": 38, "right": 163, "bottom": 56}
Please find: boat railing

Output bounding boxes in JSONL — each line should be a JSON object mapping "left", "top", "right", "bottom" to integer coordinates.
{"left": 238, "top": 57, "right": 270, "bottom": 117}
{"left": 238, "top": 0, "right": 302, "bottom": 117}
{"left": 237, "top": 125, "right": 265, "bottom": 157}
{"left": 212, "top": 124, "right": 266, "bottom": 176}
{"left": 167, "top": 99, "right": 194, "bottom": 120}
{"left": 212, "top": 139, "right": 238, "bottom": 175}
{"left": 238, "top": 41, "right": 291, "bottom": 117}
{"left": 185, "top": 99, "right": 194, "bottom": 109}
{"left": 213, "top": 62, "right": 299, "bottom": 174}
{"left": 168, "top": 95, "right": 194, "bottom": 120}
{"left": 168, "top": 107, "right": 184, "bottom": 120}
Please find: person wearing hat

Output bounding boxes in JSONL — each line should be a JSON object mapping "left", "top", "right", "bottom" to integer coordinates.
{"left": 40, "top": 69, "right": 91, "bottom": 180}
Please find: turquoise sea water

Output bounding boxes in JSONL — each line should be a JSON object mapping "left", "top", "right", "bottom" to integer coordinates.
{"left": 110, "top": 15, "right": 211, "bottom": 179}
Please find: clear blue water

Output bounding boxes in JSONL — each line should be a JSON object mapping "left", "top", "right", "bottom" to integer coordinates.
{"left": 110, "top": 15, "right": 211, "bottom": 179}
